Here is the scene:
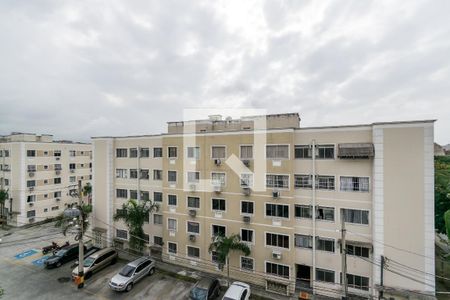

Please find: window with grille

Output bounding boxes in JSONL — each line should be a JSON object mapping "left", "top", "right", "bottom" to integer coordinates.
{"left": 116, "top": 189, "right": 128, "bottom": 198}
{"left": 241, "top": 257, "right": 254, "bottom": 271}
{"left": 316, "top": 206, "right": 334, "bottom": 221}
{"left": 140, "top": 169, "right": 149, "bottom": 180}
{"left": 342, "top": 273, "right": 369, "bottom": 291}
{"left": 187, "top": 221, "right": 200, "bottom": 234}
{"left": 212, "top": 198, "right": 226, "bottom": 211}
{"left": 340, "top": 177, "right": 369, "bottom": 192}
{"left": 212, "top": 225, "right": 226, "bottom": 237}
{"left": 116, "top": 229, "right": 128, "bottom": 240}
{"left": 54, "top": 191, "right": 61, "bottom": 198}
{"left": 211, "top": 146, "right": 226, "bottom": 159}
{"left": 168, "top": 218, "right": 177, "bottom": 231}
{"left": 316, "top": 145, "right": 334, "bottom": 159}
{"left": 266, "top": 233, "right": 289, "bottom": 249}
{"left": 187, "top": 246, "right": 200, "bottom": 258}
{"left": 27, "top": 210, "right": 36, "bottom": 217}
{"left": 241, "top": 201, "right": 254, "bottom": 215}
{"left": 266, "top": 174, "right": 289, "bottom": 189}
{"left": 27, "top": 165, "right": 36, "bottom": 172}
{"left": 316, "top": 268, "right": 335, "bottom": 283}
{"left": 187, "top": 147, "right": 200, "bottom": 159}
{"left": 266, "top": 262, "right": 289, "bottom": 278}
{"left": 211, "top": 172, "right": 225, "bottom": 186}
{"left": 69, "top": 163, "right": 76, "bottom": 170}
{"left": 168, "top": 147, "right": 177, "bottom": 158}
{"left": 265, "top": 203, "right": 289, "bottom": 218}
{"left": 54, "top": 178, "right": 61, "bottom": 184}
{"left": 116, "top": 148, "right": 127, "bottom": 158}
{"left": 153, "top": 147, "right": 163, "bottom": 157}
{"left": 154, "top": 236, "right": 163, "bottom": 246}
{"left": 342, "top": 208, "right": 369, "bottom": 225}
{"left": 129, "top": 148, "right": 138, "bottom": 158}
{"left": 141, "top": 191, "right": 149, "bottom": 201}
{"left": 187, "top": 197, "right": 200, "bottom": 208}
{"left": 130, "top": 169, "right": 138, "bottom": 179}
{"left": 187, "top": 171, "right": 200, "bottom": 183}
{"left": 266, "top": 145, "right": 289, "bottom": 159}
{"left": 241, "top": 229, "right": 254, "bottom": 243}
{"left": 240, "top": 173, "right": 253, "bottom": 187}
{"left": 168, "top": 242, "right": 177, "bottom": 254}
{"left": 154, "top": 192, "right": 163, "bottom": 202}
{"left": 116, "top": 169, "right": 127, "bottom": 178}
{"left": 295, "top": 205, "right": 312, "bottom": 218}
{"left": 346, "top": 244, "right": 370, "bottom": 258}
{"left": 316, "top": 237, "right": 335, "bottom": 252}
{"left": 154, "top": 214, "right": 163, "bottom": 225}
{"left": 168, "top": 195, "right": 177, "bottom": 206}
{"left": 130, "top": 190, "right": 138, "bottom": 199}
{"left": 240, "top": 145, "right": 253, "bottom": 159}
{"left": 295, "top": 234, "right": 312, "bottom": 248}
{"left": 294, "top": 145, "right": 312, "bottom": 159}
{"left": 140, "top": 148, "right": 150, "bottom": 158}
{"left": 27, "top": 150, "right": 36, "bottom": 157}
{"left": 168, "top": 171, "right": 177, "bottom": 182}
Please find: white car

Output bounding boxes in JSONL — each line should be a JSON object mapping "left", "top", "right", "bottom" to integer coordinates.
{"left": 222, "top": 282, "right": 250, "bottom": 300}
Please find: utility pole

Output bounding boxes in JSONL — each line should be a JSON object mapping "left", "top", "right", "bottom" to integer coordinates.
{"left": 341, "top": 209, "right": 348, "bottom": 300}
{"left": 379, "top": 255, "right": 385, "bottom": 300}
{"left": 76, "top": 180, "right": 84, "bottom": 289}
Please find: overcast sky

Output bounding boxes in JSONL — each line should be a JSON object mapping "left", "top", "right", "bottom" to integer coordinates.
{"left": 0, "top": 0, "right": 449, "bottom": 144}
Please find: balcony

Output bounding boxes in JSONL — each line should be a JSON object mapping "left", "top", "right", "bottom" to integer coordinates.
{"left": 338, "top": 143, "right": 374, "bottom": 159}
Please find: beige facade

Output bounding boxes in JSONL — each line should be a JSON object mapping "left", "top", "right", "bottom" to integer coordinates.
{"left": 91, "top": 114, "right": 435, "bottom": 299}
{"left": 0, "top": 133, "right": 92, "bottom": 226}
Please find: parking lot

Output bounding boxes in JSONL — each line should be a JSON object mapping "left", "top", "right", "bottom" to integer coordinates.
{"left": 0, "top": 223, "right": 195, "bottom": 300}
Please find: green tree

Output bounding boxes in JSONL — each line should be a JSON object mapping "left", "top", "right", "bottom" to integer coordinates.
{"left": 0, "top": 188, "right": 8, "bottom": 221}
{"left": 55, "top": 203, "right": 92, "bottom": 236}
{"left": 208, "top": 234, "right": 251, "bottom": 286}
{"left": 113, "top": 199, "right": 159, "bottom": 253}
{"left": 435, "top": 156, "right": 450, "bottom": 233}
{"left": 445, "top": 210, "right": 450, "bottom": 240}
{"left": 83, "top": 183, "right": 92, "bottom": 203}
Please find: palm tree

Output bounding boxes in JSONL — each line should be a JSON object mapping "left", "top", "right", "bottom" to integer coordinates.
{"left": 113, "top": 198, "right": 159, "bottom": 253}
{"left": 54, "top": 203, "right": 92, "bottom": 236}
{"left": 208, "top": 234, "right": 251, "bottom": 286}
{"left": 82, "top": 183, "right": 92, "bottom": 204}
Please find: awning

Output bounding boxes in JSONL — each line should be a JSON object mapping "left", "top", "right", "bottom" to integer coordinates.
{"left": 92, "top": 227, "right": 107, "bottom": 233}
{"left": 338, "top": 143, "right": 374, "bottom": 159}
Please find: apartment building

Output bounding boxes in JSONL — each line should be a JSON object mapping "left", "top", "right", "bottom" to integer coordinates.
{"left": 0, "top": 132, "right": 92, "bottom": 226}
{"left": 92, "top": 113, "right": 435, "bottom": 299}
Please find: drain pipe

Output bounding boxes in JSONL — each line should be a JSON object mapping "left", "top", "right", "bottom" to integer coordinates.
{"left": 137, "top": 147, "right": 141, "bottom": 201}
{"left": 311, "top": 140, "right": 316, "bottom": 296}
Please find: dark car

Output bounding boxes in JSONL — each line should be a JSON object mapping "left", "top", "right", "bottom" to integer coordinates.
{"left": 189, "top": 278, "right": 220, "bottom": 300}
{"left": 44, "top": 244, "right": 86, "bottom": 268}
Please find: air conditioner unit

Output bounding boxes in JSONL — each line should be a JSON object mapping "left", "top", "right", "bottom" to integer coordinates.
{"left": 56, "top": 198, "right": 61, "bottom": 202}
{"left": 242, "top": 187, "right": 251, "bottom": 196}
{"left": 55, "top": 170, "right": 61, "bottom": 175}
{"left": 243, "top": 216, "right": 251, "bottom": 223}
{"left": 214, "top": 159, "right": 222, "bottom": 166}
{"left": 70, "top": 169, "right": 75, "bottom": 173}
{"left": 273, "top": 190, "right": 280, "bottom": 198}
{"left": 189, "top": 234, "right": 196, "bottom": 242}
{"left": 28, "top": 187, "right": 34, "bottom": 192}
{"left": 213, "top": 184, "right": 222, "bottom": 193}
{"left": 4, "top": 167, "right": 10, "bottom": 171}
{"left": 29, "top": 218, "right": 35, "bottom": 223}
{"left": 28, "top": 202, "right": 34, "bottom": 206}
{"left": 55, "top": 157, "right": 60, "bottom": 161}
{"left": 272, "top": 251, "right": 282, "bottom": 260}
{"left": 189, "top": 209, "right": 197, "bottom": 217}
{"left": 189, "top": 184, "right": 196, "bottom": 192}
{"left": 242, "top": 160, "right": 250, "bottom": 167}
{"left": 28, "top": 172, "right": 35, "bottom": 177}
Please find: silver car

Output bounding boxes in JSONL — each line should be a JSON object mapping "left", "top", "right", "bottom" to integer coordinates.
{"left": 109, "top": 256, "right": 155, "bottom": 292}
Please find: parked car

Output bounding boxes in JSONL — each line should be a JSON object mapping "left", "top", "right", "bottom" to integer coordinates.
{"left": 222, "top": 282, "right": 250, "bottom": 300}
{"left": 109, "top": 256, "right": 155, "bottom": 292}
{"left": 73, "top": 246, "right": 101, "bottom": 266}
{"left": 44, "top": 244, "right": 86, "bottom": 268}
{"left": 189, "top": 277, "right": 221, "bottom": 300}
{"left": 71, "top": 247, "right": 117, "bottom": 280}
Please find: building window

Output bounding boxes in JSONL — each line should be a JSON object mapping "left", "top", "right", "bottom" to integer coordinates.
{"left": 187, "top": 246, "right": 200, "bottom": 258}
{"left": 240, "top": 145, "right": 253, "bottom": 159}
{"left": 52, "top": 206, "right": 59, "bottom": 211}
{"left": 212, "top": 198, "right": 226, "bottom": 211}
{"left": 316, "top": 268, "right": 335, "bottom": 283}
{"left": 265, "top": 203, "right": 289, "bottom": 218}
{"left": 154, "top": 192, "right": 163, "bottom": 202}
{"left": 211, "top": 146, "right": 226, "bottom": 159}
{"left": 212, "top": 225, "right": 226, "bottom": 237}
{"left": 68, "top": 176, "right": 75, "bottom": 183}
{"left": 241, "top": 257, "right": 254, "bottom": 271}
{"left": 187, "top": 221, "right": 200, "bottom": 234}
{"left": 27, "top": 150, "right": 36, "bottom": 157}
{"left": 187, "top": 171, "right": 200, "bottom": 183}
{"left": 168, "top": 171, "right": 177, "bottom": 182}
{"left": 116, "top": 189, "right": 128, "bottom": 198}
{"left": 240, "top": 173, "right": 253, "bottom": 187}
{"left": 141, "top": 191, "right": 150, "bottom": 201}
{"left": 154, "top": 236, "right": 163, "bottom": 246}
{"left": 187, "top": 147, "right": 200, "bottom": 159}
{"left": 54, "top": 150, "right": 62, "bottom": 157}
{"left": 116, "top": 169, "right": 127, "bottom": 179}
{"left": 211, "top": 172, "right": 226, "bottom": 186}
{"left": 344, "top": 273, "right": 369, "bottom": 291}
{"left": 316, "top": 145, "right": 334, "bottom": 159}
{"left": 152, "top": 169, "right": 162, "bottom": 180}
{"left": 187, "top": 197, "right": 200, "bottom": 209}
{"left": 316, "top": 206, "right": 334, "bottom": 221}
{"left": 129, "top": 148, "right": 138, "bottom": 158}
{"left": 266, "top": 233, "right": 289, "bottom": 249}
{"left": 340, "top": 177, "right": 369, "bottom": 192}
{"left": 294, "top": 145, "right": 311, "bottom": 159}
{"left": 54, "top": 191, "right": 61, "bottom": 198}
{"left": 154, "top": 214, "right": 163, "bottom": 225}
{"left": 54, "top": 164, "right": 62, "bottom": 171}
{"left": 316, "top": 237, "right": 335, "bottom": 252}
{"left": 44, "top": 208, "right": 48, "bottom": 212}
{"left": 27, "top": 210, "right": 36, "bottom": 217}
{"left": 129, "top": 190, "right": 138, "bottom": 199}
{"left": 69, "top": 163, "right": 76, "bottom": 171}
{"left": 27, "top": 180, "right": 36, "bottom": 187}
{"left": 153, "top": 147, "right": 163, "bottom": 158}
{"left": 211, "top": 251, "right": 219, "bottom": 263}
{"left": 316, "top": 176, "right": 335, "bottom": 190}
{"left": 27, "top": 195, "right": 36, "bottom": 203}
{"left": 168, "top": 242, "right": 177, "bottom": 254}
{"left": 295, "top": 205, "right": 312, "bottom": 218}
{"left": 168, "top": 195, "right": 177, "bottom": 206}
{"left": 168, "top": 218, "right": 177, "bottom": 231}
{"left": 27, "top": 165, "right": 36, "bottom": 172}
{"left": 130, "top": 169, "right": 138, "bottom": 179}
{"left": 266, "top": 145, "right": 289, "bottom": 159}
{"left": 241, "top": 201, "right": 254, "bottom": 215}
{"left": 295, "top": 174, "right": 312, "bottom": 189}
{"left": 241, "top": 229, "right": 254, "bottom": 243}
{"left": 342, "top": 208, "right": 369, "bottom": 225}
{"left": 116, "top": 229, "right": 128, "bottom": 240}
{"left": 346, "top": 244, "right": 370, "bottom": 258}
{"left": 168, "top": 147, "right": 177, "bottom": 158}
{"left": 140, "top": 169, "right": 149, "bottom": 180}
{"left": 143, "top": 234, "right": 150, "bottom": 244}
{"left": 266, "top": 262, "right": 289, "bottom": 278}
{"left": 69, "top": 150, "right": 76, "bottom": 157}
{"left": 116, "top": 148, "right": 127, "bottom": 158}
{"left": 266, "top": 174, "right": 289, "bottom": 189}
{"left": 140, "top": 148, "right": 150, "bottom": 158}
{"left": 44, "top": 179, "right": 48, "bottom": 184}
{"left": 295, "top": 234, "right": 312, "bottom": 248}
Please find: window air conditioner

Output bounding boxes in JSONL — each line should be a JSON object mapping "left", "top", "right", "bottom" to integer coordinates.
{"left": 242, "top": 160, "right": 250, "bottom": 167}
{"left": 273, "top": 190, "right": 280, "bottom": 198}
{"left": 242, "top": 187, "right": 251, "bottom": 196}
{"left": 189, "top": 209, "right": 197, "bottom": 217}
{"left": 189, "top": 234, "right": 196, "bottom": 242}
{"left": 243, "top": 216, "right": 251, "bottom": 223}
{"left": 214, "top": 159, "right": 222, "bottom": 166}
{"left": 272, "top": 251, "right": 282, "bottom": 260}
